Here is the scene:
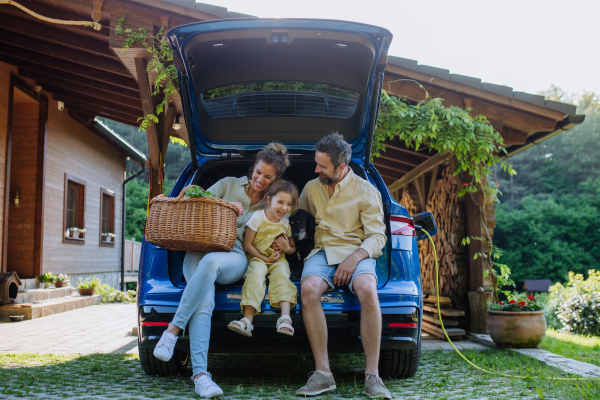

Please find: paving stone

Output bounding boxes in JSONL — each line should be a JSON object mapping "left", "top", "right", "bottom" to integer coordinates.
{"left": 512, "top": 348, "right": 600, "bottom": 378}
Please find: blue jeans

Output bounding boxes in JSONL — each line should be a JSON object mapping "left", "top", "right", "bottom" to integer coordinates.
{"left": 171, "top": 241, "right": 247, "bottom": 376}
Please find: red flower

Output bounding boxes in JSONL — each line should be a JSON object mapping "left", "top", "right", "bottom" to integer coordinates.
{"left": 528, "top": 296, "right": 536, "bottom": 301}
{"left": 496, "top": 183, "right": 500, "bottom": 187}
{"left": 508, "top": 300, "right": 517, "bottom": 304}
{"left": 498, "top": 301, "right": 504, "bottom": 305}
{"left": 519, "top": 301, "right": 526, "bottom": 306}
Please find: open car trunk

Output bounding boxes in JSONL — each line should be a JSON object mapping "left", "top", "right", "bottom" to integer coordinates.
{"left": 167, "top": 157, "right": 390, "bottom": 289}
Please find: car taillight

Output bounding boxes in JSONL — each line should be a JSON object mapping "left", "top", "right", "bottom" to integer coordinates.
{"left": 390, "top": 214, "right": 415, "bottom": 236}
{"left": 388, "top": 322, "right": 418, "bottom": 327}
{"left": 141, "top": 322, "right": 170, "bottom": 326}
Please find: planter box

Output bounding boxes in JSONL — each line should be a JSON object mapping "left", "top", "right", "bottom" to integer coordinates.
{"left": 487, "top": 310, "right": 546, "bottom": 348}
{"left": 78, "top": 288, "right": 95, "bottom": 296}
{"left": 54, "top": 281, "right": 69, "bottom": 288}
{"left": 70, "top": 231, "right": 80, "bottom": 239}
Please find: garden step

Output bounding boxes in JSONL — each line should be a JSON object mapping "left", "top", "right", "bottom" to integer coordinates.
{"left": 18, "top": 278, "right": 39, "bottom": 290}
{"left": 0, "top": 293, "right": 102, "bottom": 322}
{"left": 15, "top": 287, "right": 74, "bottom": 304}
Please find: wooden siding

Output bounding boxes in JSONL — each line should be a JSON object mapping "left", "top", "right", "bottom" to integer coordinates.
{"left": 7, "top": 102, "right": 39, "bottom": 278}
{"left": 42, "top": 96, "right": 125, "bottom": 276}
{"left": 0, "top": 62, "right": 18, "bottom": 271}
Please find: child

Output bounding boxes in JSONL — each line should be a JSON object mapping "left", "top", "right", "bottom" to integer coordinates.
{"left": 228, "top": 180, "right": 299, "bottom": 337}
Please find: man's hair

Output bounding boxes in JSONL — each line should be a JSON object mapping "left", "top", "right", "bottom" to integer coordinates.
{"left": 315, "top": 132, "right": 352, "bottom": 169}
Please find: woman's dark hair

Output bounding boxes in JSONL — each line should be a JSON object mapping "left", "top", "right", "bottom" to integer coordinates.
{"left": 253, "top": 142, "right": 290, "bottom": 177}
{"left": 265, "top": 179, "right": 299, "bottom": 216}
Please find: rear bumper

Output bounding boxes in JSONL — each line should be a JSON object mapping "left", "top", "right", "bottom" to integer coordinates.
{"left": 138, "top": 306, "right": 420, "bottom": 353}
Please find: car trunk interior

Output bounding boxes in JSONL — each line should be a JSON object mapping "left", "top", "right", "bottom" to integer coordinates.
{"left": 167, "top": 156, "right": 371, "bottom": 288}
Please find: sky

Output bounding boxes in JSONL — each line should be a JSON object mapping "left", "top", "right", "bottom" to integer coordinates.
{"left": 201, "top": 0, "right": 599, "bottom": 101}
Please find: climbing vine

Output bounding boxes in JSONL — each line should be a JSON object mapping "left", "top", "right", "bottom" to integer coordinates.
{"left": 374, "top": 81, "right": 517, "bottom": 301}
{"left": 114, "top": 18, "right": 178, "bottom": 133}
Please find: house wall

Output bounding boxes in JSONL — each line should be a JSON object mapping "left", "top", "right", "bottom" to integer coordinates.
{"left": 0, "top": 62, "right": 18, "bottom": 270}
{"left": 42, "top": 96, "right": 125, "bottom": 288}
{"left": 7, "top": 102, "right": 39, "bottom": 278}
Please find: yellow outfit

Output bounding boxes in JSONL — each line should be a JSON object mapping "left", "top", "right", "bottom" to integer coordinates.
{"left": 241, "top": 211, "right": 298, "bottom": 313}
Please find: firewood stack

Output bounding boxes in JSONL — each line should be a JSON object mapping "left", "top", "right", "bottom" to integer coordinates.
{"left": 421, "top": 294, "right": 466, "bottom": 340}
{"left": 416, "top": 166, "right": 462, "bottom": 296}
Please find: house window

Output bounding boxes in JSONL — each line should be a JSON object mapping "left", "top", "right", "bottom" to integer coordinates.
{"left": 99, "top": 188, "right": 116, "bottom": 247}
{"left": 63, "top": 174, "right": 86, "bottom": 244}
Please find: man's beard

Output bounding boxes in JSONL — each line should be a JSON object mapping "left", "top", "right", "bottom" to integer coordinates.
{"left": 318, "top": 171, "right": 339, "bottom": 185}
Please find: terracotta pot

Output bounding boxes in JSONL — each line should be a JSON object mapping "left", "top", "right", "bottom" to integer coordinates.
{"left": 79, "top": 288, "right": 95, "bottom": 296}
{"left": 487, "top": 310, "right": 546, "bottom": 348}
{"left": 55, "top": 281, "right": 69, "bottom": 288}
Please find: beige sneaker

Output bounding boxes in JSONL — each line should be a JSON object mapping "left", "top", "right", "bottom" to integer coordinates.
{"left": 363, "top": 374, "right": 392, "bottom": 399}
{"left": 296, "top": 370, "right": 336, "bottom": 396}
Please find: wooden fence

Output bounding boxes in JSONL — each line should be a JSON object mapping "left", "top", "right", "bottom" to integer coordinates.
{"left": 124, "top": 238, "right": 142, "bottom": 273}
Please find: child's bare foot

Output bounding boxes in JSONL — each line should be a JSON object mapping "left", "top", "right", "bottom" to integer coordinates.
{"left": 276, "top": 314, "right": 294, "bottom": 336}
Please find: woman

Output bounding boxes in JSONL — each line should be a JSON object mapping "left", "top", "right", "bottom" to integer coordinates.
{"left": 153, "top": 143, "right": 290, "bottom": 398}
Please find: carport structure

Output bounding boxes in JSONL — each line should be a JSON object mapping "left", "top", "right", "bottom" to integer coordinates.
{"left": 0, "top": 0, "right": 584, "bottom": 331}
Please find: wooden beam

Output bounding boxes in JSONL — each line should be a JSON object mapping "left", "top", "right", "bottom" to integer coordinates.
{"left": 34, "top": 95, "right": 48, "bottom": 278}
{"left": 414, "top": 177, "right": 425, "bottom": 211}
{"left": 0, "top": 50, "right": 138, "bottom": 91}
{"left": 135, "top": 58, "right": 160, "bottom": 170}
{"left": 375, "top": 153, "right": 421, "bottom": 168}
{"left": 465, "top": 194, "right": 483, "bottom": 292}
{"left": 384, "top": 77, "right": 559, "bottom": 135}
{"left": 67, "top": 106, "right": 138, "bottom": 127}
{"left": 381, "top": 142, "right": 430, "bottom": 159}
{"left": 426, "top": 165, "right": 439, "bottom": 205}
{"left": 61, "top": 101, "right": 140, "bottom": 123}
{"left": 388, "top": 152, "right": 452, "bottom": 193}
{"left": 159, "top": 106, "right": 177, "bottom": 157}
{"left": 0, "top": 14, "right": 115, "bottom": 59}
{"left": 40, "top": 83, "right": 142, "bottom": 111}
{"left": 385, "top": 64, "right": 568, "bottom": 121}
{"left": 18, "top": 69, "right": 140, "bottom": 100}
{"left": 0, "top": 29, "right": 130, "bottom": 77}
{"left": 50, "top": 91, "right": 142, "bottom": 118}
{"left": 372, "top": 159, "right": 413, "bottom": 174}
{"left": 0, "top": 0, "right": 111, "bottom": 38}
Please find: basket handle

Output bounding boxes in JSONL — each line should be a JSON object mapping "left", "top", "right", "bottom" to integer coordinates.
{"left": 175, "top": 185, "right": 200, "bottom": 200}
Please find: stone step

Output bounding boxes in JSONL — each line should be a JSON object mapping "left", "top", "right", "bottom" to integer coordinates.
{"left": 18, "top": 278, "right": 39, "bottom": 290}
{"left": 15, "top": 287, "right": 74, "bottom": 304}
{"left": 0, "top": 293, "right": 102, "bottom": 322}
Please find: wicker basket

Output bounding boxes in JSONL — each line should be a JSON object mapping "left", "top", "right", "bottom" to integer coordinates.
{"left": 145, "top": 185, "right": 239, "bottom": 252}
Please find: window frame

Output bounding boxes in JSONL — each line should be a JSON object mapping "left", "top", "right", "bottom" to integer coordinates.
{"left": 99, "top": 188, "right": 116, "bottom": 248}
{"left": 63, "top": 173, "right": 86, "bottom": 245}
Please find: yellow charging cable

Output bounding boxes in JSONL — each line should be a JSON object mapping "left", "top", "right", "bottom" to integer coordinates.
{"left": 423, "top": 229, "right": 598, "bottom": 381}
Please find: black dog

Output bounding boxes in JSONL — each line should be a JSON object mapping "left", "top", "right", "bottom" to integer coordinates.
{"left": 287, "top": 209, "right": 315, "bottom": 280}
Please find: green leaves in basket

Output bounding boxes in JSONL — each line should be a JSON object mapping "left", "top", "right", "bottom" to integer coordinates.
{"left": 185, "top": 186, "right": 217, "bottom": 198}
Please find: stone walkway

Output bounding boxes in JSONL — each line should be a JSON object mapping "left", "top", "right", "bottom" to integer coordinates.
{"left": 0, "top": 303, "right": 137, "bottom": 354}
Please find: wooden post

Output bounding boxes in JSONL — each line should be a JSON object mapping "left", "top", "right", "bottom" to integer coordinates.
{"left": 468, "top": 291, "right": 492, "bottom": 333}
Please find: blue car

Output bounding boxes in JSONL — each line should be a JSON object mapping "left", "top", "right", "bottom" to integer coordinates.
{"left": 137, "top": 18, "right": 437, "bottom": 379}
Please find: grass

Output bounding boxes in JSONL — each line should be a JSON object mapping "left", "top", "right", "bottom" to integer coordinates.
{"left": 540, "top": 328, "right": 600, "bottom": 367}
{"left": 1, "top": 349, "right": 600, "bottom": 399}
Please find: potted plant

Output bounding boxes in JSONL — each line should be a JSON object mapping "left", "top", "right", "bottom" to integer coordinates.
{"left": 54, "top": 274, "right": 70, "bottom": 287}
{"left": 37, "top": 272, "right": 56, "bottom": 288}
{"left": 68, "top": 227, "right": 80, "bottom": 238}
{"left": 79, "top": 228, "right": 86, "bottom": 239}
{"left": 78, "top": 277, "right": 100, "bottom": 296}
{"left": 487, "top": 296, "right": 546, "bottom": 348}
{"left": 108, "top": 233, "right": 116, "bottom": 243}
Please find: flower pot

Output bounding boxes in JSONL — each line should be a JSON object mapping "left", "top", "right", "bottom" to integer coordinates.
{"left": 71, "top": 230, "right": 80, "bottom": 239}
{"left": 44, "top": 282, "right": 51, "bottom": 289}
{"left": 487, "top": 310, "right": 546, "bottom": 348}
{"left": 55, "top": 281, "right": 69, "bottom": 288}
{"left": 79, "top": 288, "right": 95, "bottom": 296}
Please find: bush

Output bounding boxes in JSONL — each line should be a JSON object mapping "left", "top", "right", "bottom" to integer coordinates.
{"left": 97, "top": 284, "right": 136, "bottom": 303}
{"left": 77, "top": 277, "right": 100, "bottom": 290}
{"left": 548, "top": 270, "right": 600, "bottom": 336}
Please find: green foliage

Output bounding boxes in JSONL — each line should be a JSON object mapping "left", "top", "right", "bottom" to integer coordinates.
{"left": 114, "top": 19, "right": 178, "bottom": 132}
{"left": 77, "top": 277, "right": 100, "bottom": 290}
{"left": 37, "top": 272, "right": 56, "bottom": 284}
{"left": 185, "top": 185, "right": 216, "bottom": 198}
{"left": 97, "top": 284, "right": 136, "bottom": 303}
{"left": 375, "top": 88, "right": 515, "bottom": 199}
{"left": 548, "top": 270, "right": 600, "bottom": 336}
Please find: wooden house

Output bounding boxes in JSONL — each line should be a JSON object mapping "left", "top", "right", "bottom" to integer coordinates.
{"left": 0, "top": 0, "right": 584, "bottom": 330}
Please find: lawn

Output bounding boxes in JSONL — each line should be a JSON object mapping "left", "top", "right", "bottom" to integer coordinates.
{"left": 1, "top": 349, "right": 599, "bottom": 399}
{"left": 540, "top": 328, "right": 600, "bottom": 368}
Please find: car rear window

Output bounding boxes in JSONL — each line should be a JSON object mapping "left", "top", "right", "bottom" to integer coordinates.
{"left": 202, "top": 81, "right": 360, "bottom": 119}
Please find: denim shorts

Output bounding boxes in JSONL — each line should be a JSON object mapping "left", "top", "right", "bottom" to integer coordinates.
{"left": 300, "top": 250, "right": 377, "bottom": 295}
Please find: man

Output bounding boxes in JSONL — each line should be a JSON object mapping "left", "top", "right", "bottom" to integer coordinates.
{"left": 296, "top": 133, "right": 391, "bottom": 399}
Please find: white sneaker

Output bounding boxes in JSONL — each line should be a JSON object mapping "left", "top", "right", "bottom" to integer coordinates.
{"left": 194, "top": 373, "right": 224, "bottom": 399}
{"left": 153, "top": 330, "right": 177, "bottom": 362}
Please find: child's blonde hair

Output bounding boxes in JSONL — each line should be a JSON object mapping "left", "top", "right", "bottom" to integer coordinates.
{"left": 265, "top": 180, "right": 299, "bottom": 216}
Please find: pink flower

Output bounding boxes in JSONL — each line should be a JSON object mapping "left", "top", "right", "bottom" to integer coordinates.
{"left": 508, "top": 300, "right": 517, "bottom": 304}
